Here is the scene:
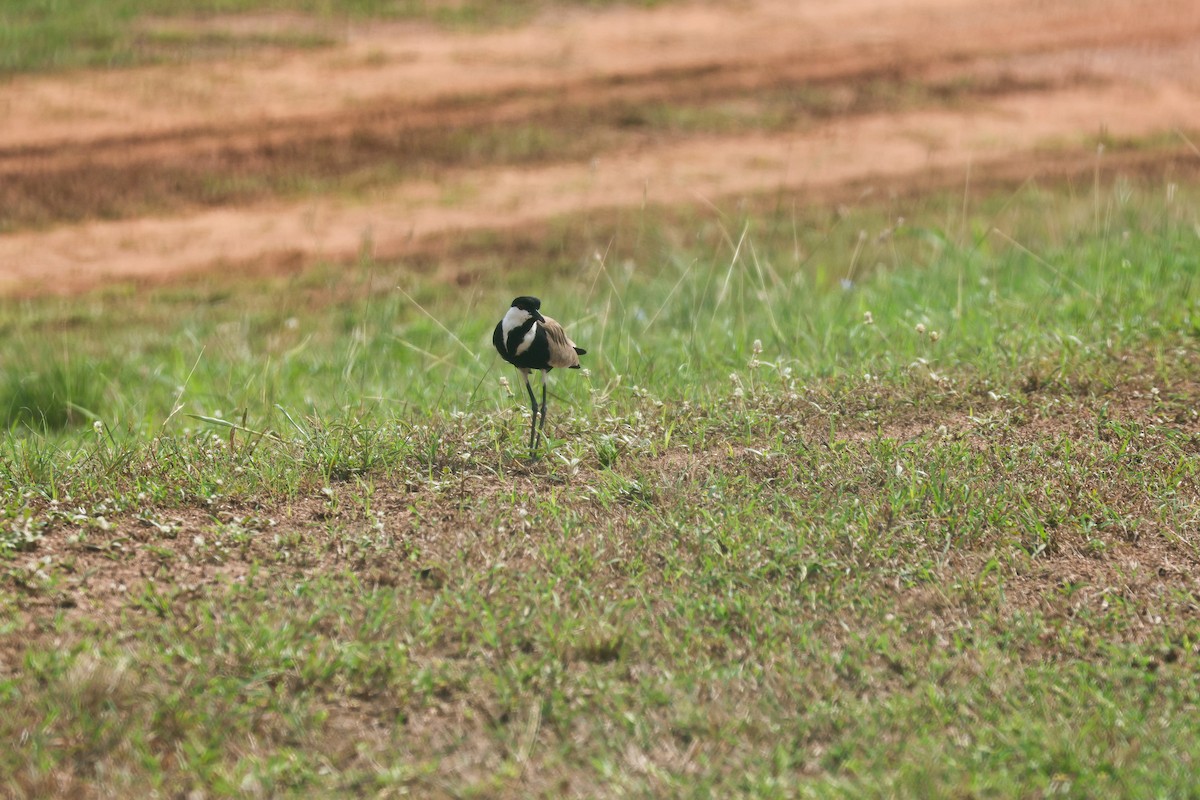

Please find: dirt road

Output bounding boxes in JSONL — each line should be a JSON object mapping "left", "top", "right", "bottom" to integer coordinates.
{"left": 2, "top": 0, "right": 1199, "bottom": 295}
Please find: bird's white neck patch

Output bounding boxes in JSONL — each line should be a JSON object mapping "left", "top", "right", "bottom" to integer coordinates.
{"left": 501, "top": 307, "right": 539, "bottom": 355}
{"left": 501, "top": 306, "right": 532, "bottom": 333}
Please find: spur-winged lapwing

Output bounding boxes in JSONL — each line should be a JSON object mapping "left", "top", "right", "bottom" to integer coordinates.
{"left": 493, "top": 296, "right": 586, "bottom": 457}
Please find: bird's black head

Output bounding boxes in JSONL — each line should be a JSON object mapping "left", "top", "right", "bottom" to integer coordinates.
{"left": 511, "top": 296, "right": 541, "bottom": 312}
{"left": 510, "top": 296, "right": 544, "bottom": 321}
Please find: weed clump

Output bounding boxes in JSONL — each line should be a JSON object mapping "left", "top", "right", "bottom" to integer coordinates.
{"left": 1, "top": 356, "right": 104, "bottom": 431}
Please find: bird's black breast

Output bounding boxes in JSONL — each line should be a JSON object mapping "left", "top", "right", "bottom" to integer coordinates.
{"left": 492, "top": 322, "right": 507, "bottom": 362}
{"left": 494, "top": 319, "right": 552, "bottom": 370}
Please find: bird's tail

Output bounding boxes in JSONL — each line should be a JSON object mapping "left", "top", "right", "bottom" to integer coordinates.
{"left": 574, "top": 347, "right": 587, "bottom": 355}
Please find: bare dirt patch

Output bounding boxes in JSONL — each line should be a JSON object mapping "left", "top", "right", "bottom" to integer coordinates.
{"left": 2, "top": 0, "right": 1200, "bottom": 295}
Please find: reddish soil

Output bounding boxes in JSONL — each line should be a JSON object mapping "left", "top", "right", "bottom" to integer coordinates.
{"left": 2, "top": 0, "right": 1200, "bottom": 295}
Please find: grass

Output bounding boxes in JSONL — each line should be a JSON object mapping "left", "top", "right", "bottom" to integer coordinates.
{"left": 0, "top": 353, "right": 106, "bottom": 432}
{"left": 0, "top": 0, "right": 671, "bottom": 76}
{"left": 1, "top": 177, "right": 1199, "bottom": 797}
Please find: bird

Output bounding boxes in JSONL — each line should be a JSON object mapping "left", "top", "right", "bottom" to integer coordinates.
{"left": 493, "top": 296, "right": 586, "bottom": 458}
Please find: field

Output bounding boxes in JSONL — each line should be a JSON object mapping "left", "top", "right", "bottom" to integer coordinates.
{"left": 2, "top": 1, "right": 1200, "bottom": 798}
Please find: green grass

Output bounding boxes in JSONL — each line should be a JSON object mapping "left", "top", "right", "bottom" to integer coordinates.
{"left": 2, "top": 178, "right": 1200, "bottom": 797}
{"left": 0, "top": 352, "right": 106, "bottom": 432}
{"left": 0, "top": 0, "right": 671, "bottom": 76}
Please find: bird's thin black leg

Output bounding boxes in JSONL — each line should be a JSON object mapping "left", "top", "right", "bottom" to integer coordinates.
{"left": 538, "top": 371, "right": 549, "bottom": 446}
{"left": 523, "top": 372, "right": 539, "bottom": 457}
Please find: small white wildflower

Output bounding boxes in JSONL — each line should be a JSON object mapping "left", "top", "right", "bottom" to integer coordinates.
{"left": 752, "top": 339, "right": 763, "bottom": 355}
{"left": 929, "top": 330, "right": 941, "bottom": 342}
{"left": 863, "top": 311, "right": 874, "bottom": 325}
{"left": 93, "top": 420, "right": 104, "bottom": 435}
{"left": 580, "top": 368, "right": 591, "bottom": 378}
{"left": 915, "top": 323, "right": 926, "bottom": 335}
{"left": 1151, "top": 387, "right": 1160, "bottom": 396}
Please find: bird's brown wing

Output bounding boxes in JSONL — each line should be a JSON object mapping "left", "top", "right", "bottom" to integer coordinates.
{"left": 540, "top": 316, "right": 581, "bottom": 368}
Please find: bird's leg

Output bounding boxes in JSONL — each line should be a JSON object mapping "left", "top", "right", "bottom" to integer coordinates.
{"left": 523, "top": 371, "right": 539, "bottom": 457}
{"left": 538, "top": 371, "right": 549, "bottom": 445}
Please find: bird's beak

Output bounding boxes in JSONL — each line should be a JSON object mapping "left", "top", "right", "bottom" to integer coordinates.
{"left": 533, "top": 311, "right": 546, "bottom": 322}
